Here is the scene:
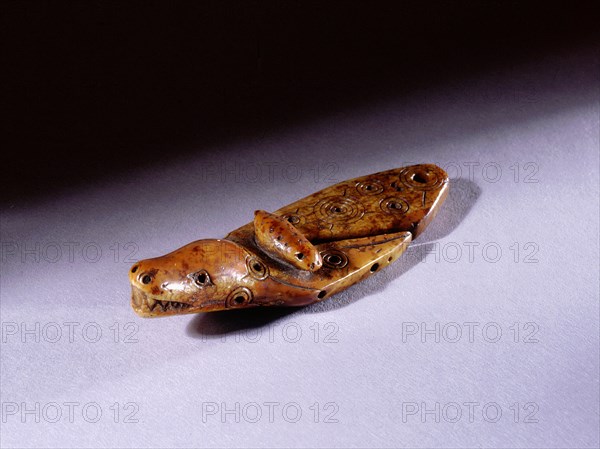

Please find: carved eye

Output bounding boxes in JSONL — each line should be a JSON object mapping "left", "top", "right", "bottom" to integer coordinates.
{"left": 246, "top": 256, "right": 268, "bottom": 280}
{"left": 286, "top": 215, "right": 300, "bottom": 225}
{"left": 140, "top": 274, "right": 153, "bottom": 284}
{"left": 226, "top": 287, "right": 253, "bottom": 308}
{"left": 190, "top": 270, "right": 211, "bottom": 287}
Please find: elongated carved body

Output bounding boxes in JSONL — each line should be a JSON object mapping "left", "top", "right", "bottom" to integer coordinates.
{"left": 129, "top": 164, "right": 449, "bottom": 317}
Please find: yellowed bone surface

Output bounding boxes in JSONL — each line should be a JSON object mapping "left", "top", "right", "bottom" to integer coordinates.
{"left": 129, "top": 164, "right": 449, "bottom": 316}
{"left": 254, "top": 209, "right": 322, "bottom": 271}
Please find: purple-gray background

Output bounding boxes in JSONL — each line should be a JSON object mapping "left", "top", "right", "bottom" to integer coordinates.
{"left": 2, "top": 3, "right": 599, "bottom": 448}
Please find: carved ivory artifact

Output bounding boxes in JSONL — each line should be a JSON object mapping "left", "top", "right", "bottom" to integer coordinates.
{"left": 129, "top": 164, "right": 449, "bottom": 317}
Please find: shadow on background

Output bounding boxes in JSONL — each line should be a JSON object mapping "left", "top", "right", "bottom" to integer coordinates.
{"left": 3, "top": 1, "right": 599, "bottom": 204}
{"left": 186, "top": 177, "right": 479, "bottom": 336}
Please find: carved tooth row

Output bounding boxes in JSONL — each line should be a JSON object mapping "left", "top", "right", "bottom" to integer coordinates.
{"left": 169, "top": 302, "right": 188, "bottom": 310}
{"left": 146, "top": 297, "right": 190, "bottom": 313}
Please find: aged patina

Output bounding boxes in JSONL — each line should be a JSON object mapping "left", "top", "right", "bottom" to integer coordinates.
{"left": 129, "top": 164, "right": 449, "bottom": 317}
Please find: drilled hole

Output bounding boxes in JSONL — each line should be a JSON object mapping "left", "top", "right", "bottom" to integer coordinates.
{"left": 318, "top": 290, "right": 327, "bottom": 299}
{"left": 234, "top": 296, "right": 245, "bottom": 304}
{"left": 141, "top": 275, "right": 152, "bottom": 284}
{"left": 296, "top": 252, "right": 304, "bottom": 260}
{"left": 333, "top": 207, "right": 341, "bottom": 213}
{"left": 412, "top": 172, "right": 428, "bottom": 183}
{"left": 253, "top": 263, "right": 262, "bottom": 271}
{"left": 370, "top": 263, "right": 379, "bottom": 272}
{"left": 197, "top": 273, "right": 207, "bottom": 284}
{"left": 131, "top": 265, "right": 138, "bottom": 273}
{"left": 366, "top": 184, "right": 373, "bottom": 190}
{"left": 328, "top": 254, "right": 341, "bottom": 264}
{"left": 388, "top": 256, "right": 393, "bottom": 262}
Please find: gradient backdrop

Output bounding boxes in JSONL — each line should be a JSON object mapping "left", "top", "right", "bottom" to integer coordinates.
{"left": 2, "top": 2, "right": 599, "bottom": 448}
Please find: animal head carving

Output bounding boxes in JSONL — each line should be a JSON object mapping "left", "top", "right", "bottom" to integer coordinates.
{"left": 129, "top": 239, "right": 258, "bottom": 316}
